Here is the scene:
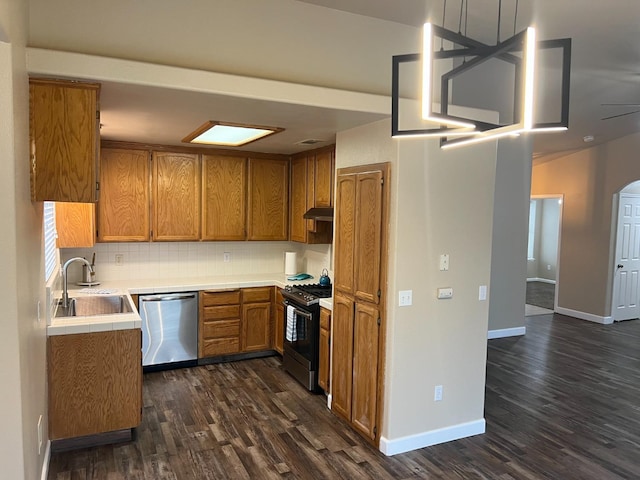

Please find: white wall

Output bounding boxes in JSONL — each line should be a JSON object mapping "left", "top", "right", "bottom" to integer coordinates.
{"left": 527, "top": 197, "right": 560, "bottom": 281}
{"left": 0, "top": 0, "right": 50, "bottom": 478}
{"left": 337, "top": 118, "right": 497, "bottom": 453}
{"left": 487, "top": 137, "right": 533, "bottom": 333}
{"left": 28, "top": 0, "right": 418, "bottom": 97}
{"left": 538, "top": 198, "right": 560, "bottom": 280}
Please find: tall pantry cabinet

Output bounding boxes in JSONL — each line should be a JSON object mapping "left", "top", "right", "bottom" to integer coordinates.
{"left": 331, "top": 163, "right": 389, "bottom": 446}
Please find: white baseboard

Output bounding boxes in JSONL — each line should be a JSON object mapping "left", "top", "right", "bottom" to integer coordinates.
{"left": 487, "top": 326, "right": 526, "bottom": 339}
{"left": 40, "top": 440, "right": 51, "bottom": 480}
{"left": 526, "top": 277, "right": 556, "bottom": 284}
{"left": 379, "top": 418, "right": 485, "bottom": 456}
{"left": 555, "top": 306, "right": 613, "bottom": 325}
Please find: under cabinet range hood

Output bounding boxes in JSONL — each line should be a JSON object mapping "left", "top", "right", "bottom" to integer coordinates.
{"left": 303, "top": 207, "right": 334, "bottom": 221}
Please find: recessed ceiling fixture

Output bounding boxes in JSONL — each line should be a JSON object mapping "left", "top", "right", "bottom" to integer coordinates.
{"left": 392, "top": 0, "right": 572, "bottom": 149}
{"left": 182, "top": 121, "right": 284, "bottom": 147}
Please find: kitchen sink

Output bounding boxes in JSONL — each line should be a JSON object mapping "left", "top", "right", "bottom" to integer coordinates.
{"left": 55, "top": 295, "right": 134, "bottom": 318}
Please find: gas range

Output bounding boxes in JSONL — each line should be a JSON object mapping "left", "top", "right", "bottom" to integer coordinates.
{"left": 282, "top": 283, "right": 332, "bottom": 306}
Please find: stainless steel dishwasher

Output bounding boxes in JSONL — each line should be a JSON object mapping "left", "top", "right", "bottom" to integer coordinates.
{"left": 139, "top": 292, "right": 198, "bottom": 370}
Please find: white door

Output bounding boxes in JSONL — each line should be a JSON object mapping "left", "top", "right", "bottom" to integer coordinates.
{"left": 613, "top": 194, "right": 640, "bottom": 321}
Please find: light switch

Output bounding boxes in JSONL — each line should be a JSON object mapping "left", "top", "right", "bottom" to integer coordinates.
{"left": 399, "top": 290, "right": 412, "bottom": 306}
{"left": 437, "top": 287, "right": 453, "bottom": 299}
{"left": 439, "top": 254, "right": 450, "bottom": 271}
{"left": 479, "top": 285, "right": 487, "bottom": 301}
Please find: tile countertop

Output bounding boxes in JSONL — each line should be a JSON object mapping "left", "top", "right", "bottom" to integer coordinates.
{"left": 48, "top": 273, "right": 333, "bottom": 336}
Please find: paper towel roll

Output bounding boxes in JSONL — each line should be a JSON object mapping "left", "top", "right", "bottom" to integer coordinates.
{"left": 284, "top": 251, "right": 297, "bottom": 275}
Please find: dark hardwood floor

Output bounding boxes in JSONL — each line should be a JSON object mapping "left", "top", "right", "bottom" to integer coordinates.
{"left": 525, "top": 281, "right": 555, "bottom": 310}
{"left": 48, "top": 314, "right": 640, "bottom": 479}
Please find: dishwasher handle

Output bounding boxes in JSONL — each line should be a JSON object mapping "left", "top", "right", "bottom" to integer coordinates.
{"left": 141, "top": 293, "right": 197, "bottom": 302}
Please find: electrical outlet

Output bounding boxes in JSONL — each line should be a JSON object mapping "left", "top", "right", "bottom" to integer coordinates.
{"left": 437, "top": 287, "right": 453, "bottom": 299}
{"left": 439, "top": 254, "right": 450, "bottom": 271}
{"left": 223, "top": 252, "right": 232, "bottom": 263}
{"left": 37, "top": 415, "right": 43, "bottom": 455}
{"left": 434, "top": 385, "right": 443, "bottom": 402}
{"left": 115, "top": 254, "right": 124, "bottom": 265}
{"left": 547, "top": 264, "right": 551, "bottom": 270}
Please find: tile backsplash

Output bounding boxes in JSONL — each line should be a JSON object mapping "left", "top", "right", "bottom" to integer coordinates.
{"left": 61, "top": 241, "right": 332, "bottom": 284}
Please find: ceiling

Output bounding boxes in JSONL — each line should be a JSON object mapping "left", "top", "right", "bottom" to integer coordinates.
{"left": 98, "top": 0, "right": 640, "bottom": 158}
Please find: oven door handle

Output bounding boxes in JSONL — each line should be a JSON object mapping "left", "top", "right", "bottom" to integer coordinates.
{"left": 283, "top": 301, "right": 313, "bottom": 320}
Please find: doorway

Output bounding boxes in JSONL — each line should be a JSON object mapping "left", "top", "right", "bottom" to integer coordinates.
{"left": 611, "top": 189, "right": 640, "bottom": 321}
{"left": 526, "top": 195, "right": 562, "bottom": 315}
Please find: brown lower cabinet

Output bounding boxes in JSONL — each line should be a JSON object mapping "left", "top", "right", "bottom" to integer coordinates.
{"left": 274, "top": 288, "right": 284, "bottom": 354}
{"left": 242, "top": 287, "right": 272, "bottom": 352}
{"left": 318, "top": 307, "right": 331, "bottom": 392}
{"left": 48, "top": 329, "right": 142, "bottom": 440}
{"left": 199, "top": 287, "right": 273, "bottom": 358}
{"left": 199, "top": 290, "right": 242, "bottom": 357}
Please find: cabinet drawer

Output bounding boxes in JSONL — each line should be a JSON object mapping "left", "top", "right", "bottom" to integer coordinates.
{"left": 202, "top": 305, "right": 240, "bottom": 320}
{"left": 275, "top": 287, "right": 284, "bottom": 304}
{"left": 201, "top": 290, "right": 241, "bottom": 306}
{"left": 242, "top": 287, "right": 272, "bottom": 303}
{"left": 203, "top": 320, "right": 240, "bottom": 339}
{"left": 202, "top": 338, "right": 240, "bottom": 356}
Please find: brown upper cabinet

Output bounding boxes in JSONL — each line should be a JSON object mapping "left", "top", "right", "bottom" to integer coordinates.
{"left": 98, "top": 148, "right": 150, "bottom": 242}
{"left": 58, "top": 142, "right": 292, "bottom": 244}
{"left": 152, "top": 152, "right": 201, "bottom": 241}
{"left": 201, "top": 155, "right": 247, "bottom": 241}
{"left": 247, "top": 158, "right": 289, "bottom": 241}
{"left": 289, "top": 146, "right": 334, "bottom": 244}
{"left": 55, "top": 202, "right": 96, "bottom": 248}
{"left": 30, "top": 78, "right": 100, "bottom": 203}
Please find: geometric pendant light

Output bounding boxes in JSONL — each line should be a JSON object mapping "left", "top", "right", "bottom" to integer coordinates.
{"left": 392, "top": 19, "right": 571, "bottom": 149}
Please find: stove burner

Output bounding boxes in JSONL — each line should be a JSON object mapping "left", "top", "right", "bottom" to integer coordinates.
{"left": 283, "top": 283, "right": 332, "bottom": 306}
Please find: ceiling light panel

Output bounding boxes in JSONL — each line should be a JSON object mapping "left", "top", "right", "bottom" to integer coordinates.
{"left": 182, "top": 121, "right": 284, "bottom": 147}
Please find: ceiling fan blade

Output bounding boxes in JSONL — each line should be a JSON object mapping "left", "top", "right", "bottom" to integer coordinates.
{"left": 601, "top": 110, "right": 640, "bottom": 120}
{"left": 602, "top": 103, "right": 640, "bottom": 107}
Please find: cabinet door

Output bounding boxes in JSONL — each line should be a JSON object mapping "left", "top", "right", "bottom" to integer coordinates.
{"left": 354, "top": 171, "right": 384, "bottom": 304}
{"left": 30, "top": 79, "right": 100, "bottom": 203}
{"left": 330, "top": 292, "right": 354, "bottom": 421}
{"left": 290, "top": 155, "right": 308, "bottom": 243}
{"left": 55, "top": 202, "right": 95, "bottom": 248}
{"left": 242, "top": 302, "right": 271, "bottom": 352}
{"left": 351, "top": 302, "right": 380, "bottom": 441}
{"left": 98, "top": 148, "right": 150, "bottom": 242}
{"left": 48, "top": 329, "right": 142, "bottom": 439}
{"left": 247, "top": 158, "right": 289, "bottom": 240}
{"left": 153, "top": 152, "right": 201, "bottom": 241}
{"left": 318, "top": 307, "right": 332, "bottom": 392}
{"left": 202, "top": 155, "right": 246, "bottom": 240}
{"left": 274, "top": 303, "right": 284, "bottom": 354}
{"left": 334, "top": 174, "right": 357, "bottom": 294}
{"left": 314, "top": 149, "right": 334, "bottom": 208}
{"left": 274, "top": 288, "right": 284, "bottom": 354}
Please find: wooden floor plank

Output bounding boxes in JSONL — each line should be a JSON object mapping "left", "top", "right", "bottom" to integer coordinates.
{"left": 48, "top": 313, "right": 640, "bottom": 479}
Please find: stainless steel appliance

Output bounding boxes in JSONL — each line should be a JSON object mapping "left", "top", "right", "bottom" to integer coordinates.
{"left": 281, "top": 283, "right": 332, "bottom": 391}
{"left": 140, "top": 292, "right": 198, "bottom": 370}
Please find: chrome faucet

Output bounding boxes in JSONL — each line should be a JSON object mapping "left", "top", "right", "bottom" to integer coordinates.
{"left": 62, "top": 257, "right": 94, "bottom": 308}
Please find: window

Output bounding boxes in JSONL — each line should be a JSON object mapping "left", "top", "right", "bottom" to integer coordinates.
{"left": 527, "top": 199, "right": 537, "bottom": 259}
{"left": 44, "top": 201, "right": 59, "bottom": 281}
